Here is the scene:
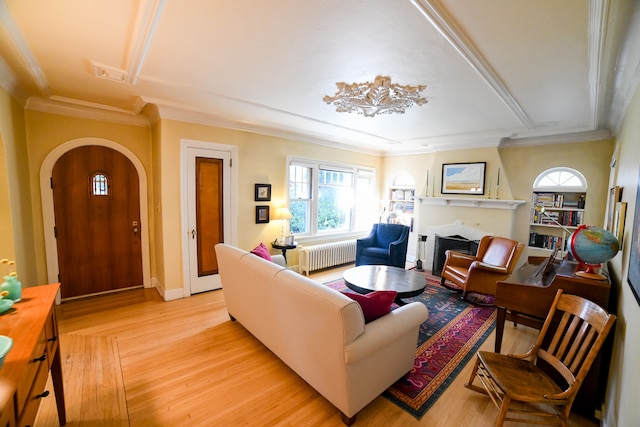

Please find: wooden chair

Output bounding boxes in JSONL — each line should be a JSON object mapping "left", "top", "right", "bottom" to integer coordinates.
{"left": 465, "top": 289, "right": 616, "bottom": 426}
{"left": 440, "top": 235, "right": 524, "bottom": 305}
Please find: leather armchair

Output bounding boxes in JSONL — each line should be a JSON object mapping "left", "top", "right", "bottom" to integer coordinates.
{"left": 356, "top": 223, "right": 410, "bottom": 268}
{"left": 440, "top": 235, "right": 524, "bottom": 304}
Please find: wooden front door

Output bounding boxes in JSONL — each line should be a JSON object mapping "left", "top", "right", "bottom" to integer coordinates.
{"left": 52, "top": 146, "right": 143, "bottom": 299}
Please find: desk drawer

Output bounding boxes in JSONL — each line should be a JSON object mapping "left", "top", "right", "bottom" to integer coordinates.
{"left": 17, "top": 356, "right": 50, "bottom": 427}
{"left": 15, "top": 329, "right": 47, "bottom": 416}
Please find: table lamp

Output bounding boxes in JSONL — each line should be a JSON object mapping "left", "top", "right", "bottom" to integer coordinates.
{"left": 273, "top": 207, "right": 293, "bottom": 244}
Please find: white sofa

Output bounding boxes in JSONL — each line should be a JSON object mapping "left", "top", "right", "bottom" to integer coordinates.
{"left": 215, "top": 243, "right": 429, "bottom": 424}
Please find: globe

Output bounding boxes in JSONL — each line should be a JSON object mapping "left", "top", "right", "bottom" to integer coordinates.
{"left": 568, "top": 225, "right": 620, "bottom": 280}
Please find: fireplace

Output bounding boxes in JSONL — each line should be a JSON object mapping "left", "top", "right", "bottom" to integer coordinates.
{"left": 432, "top": 235, "right": 480, "bottom": 276}
{"left": 420, "top": 221, "right": 488, "bottom": 275}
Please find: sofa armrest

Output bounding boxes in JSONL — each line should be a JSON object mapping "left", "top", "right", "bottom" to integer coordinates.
{"left": 272, "top": 254, "right": 286, "bottom": 267}
{"left": 343, "top": 302, "right": 429, "bottom": 364}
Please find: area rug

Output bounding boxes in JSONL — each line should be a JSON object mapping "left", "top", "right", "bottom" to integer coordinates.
{"left": 325, "top": 271, "right": 496, "bottom": 419}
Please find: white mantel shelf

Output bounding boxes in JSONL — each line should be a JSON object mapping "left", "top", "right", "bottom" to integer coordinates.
{"left": 417, "top": 196, "right": 526, "bottom": 210}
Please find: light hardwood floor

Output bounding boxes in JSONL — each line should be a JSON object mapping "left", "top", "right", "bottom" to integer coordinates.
{"left": 34, "top": 265, "right": 599, "bottom": 426}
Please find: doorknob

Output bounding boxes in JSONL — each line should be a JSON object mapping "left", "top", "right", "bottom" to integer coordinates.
{"left": 132, "top": 220, "right": 139, "bottom": 235}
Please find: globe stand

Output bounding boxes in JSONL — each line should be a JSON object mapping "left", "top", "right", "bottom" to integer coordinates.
{"left": 575, "top": 263, "right": 607, "bottom": 281}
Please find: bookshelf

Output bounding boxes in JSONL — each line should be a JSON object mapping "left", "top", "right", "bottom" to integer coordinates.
{"left": 388, "top": 186, "right": 415, "bottom": 222}
{"left": 529, "top": 191, "right": 585, "bottom": 251}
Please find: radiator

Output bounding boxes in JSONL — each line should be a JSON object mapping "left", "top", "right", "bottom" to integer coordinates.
{"left": 298, "top": 240, "right": 357, "bottom": 275}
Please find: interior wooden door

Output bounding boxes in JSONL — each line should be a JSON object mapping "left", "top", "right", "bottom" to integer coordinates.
{"left": 195, "top": 157, "right": 223, "bottom": 276}
{"left": 52, "top": 146, "right": 143, "bottom": 299}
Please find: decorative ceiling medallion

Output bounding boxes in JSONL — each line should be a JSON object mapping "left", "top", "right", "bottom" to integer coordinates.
{"left": 323, "top": 75, "right": 427, "bottom": 117}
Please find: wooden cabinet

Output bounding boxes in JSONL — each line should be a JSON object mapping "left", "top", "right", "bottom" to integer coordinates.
{"left": 529, "top": 191, "right": 585, "bottom": 252}
{"left": 0, "top": 284, "right": 66, "bottom": 426}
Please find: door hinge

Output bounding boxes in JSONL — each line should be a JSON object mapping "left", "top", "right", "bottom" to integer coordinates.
{"left": 57, "top": 273, "right": 61, "bottom": 282}
{"left": 230, "top": 158, "right": 233, "bottom": 167}
{"left": 50, "top": 177, "right": 53, "bottom": 188}
{"left": 53, "top": 226, "right": 57, "bottom": 238}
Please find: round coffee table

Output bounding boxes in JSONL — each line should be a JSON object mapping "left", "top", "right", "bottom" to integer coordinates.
{"left": 343, "top": 265, "right": 427, "bottom": 305}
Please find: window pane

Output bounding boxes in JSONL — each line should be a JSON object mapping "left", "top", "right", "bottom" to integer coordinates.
{"left": 290, "top": 200, "right": 309, "bottom": 233}
{"left": 355, "top": 175, "right": 376, "bottom": 229}
{"left": 91, "top": 173, "right": 109, "bottom": 196}
{"left": 318, "top": 169, "right": 353, "bottom": 232}
{"left": 289, "top": 164, "right": 311, "bottom": 199}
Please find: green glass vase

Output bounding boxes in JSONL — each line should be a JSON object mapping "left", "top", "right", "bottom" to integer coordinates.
{"left": 1, "top": 275, "right": 22, "bottom": 302}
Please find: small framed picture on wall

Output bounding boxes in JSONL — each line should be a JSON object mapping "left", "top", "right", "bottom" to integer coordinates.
{"left": 255, "top": 184, "right": 272, "bottom": 201}
{"left": 256, "top": 205, "right": 270, "bottom": 224}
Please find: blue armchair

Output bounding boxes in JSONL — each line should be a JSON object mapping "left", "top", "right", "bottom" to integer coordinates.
{"left": 356, "top": 223, "right": 410, "bottom": 268}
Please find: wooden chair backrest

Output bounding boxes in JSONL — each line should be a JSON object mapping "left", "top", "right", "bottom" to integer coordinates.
{"left": 533, "top": 291, "right": 616, "bottom": 400}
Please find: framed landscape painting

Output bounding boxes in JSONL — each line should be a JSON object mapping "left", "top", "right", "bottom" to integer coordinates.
{"left": 441, "top": 162, "right": 486, "bottom": 195}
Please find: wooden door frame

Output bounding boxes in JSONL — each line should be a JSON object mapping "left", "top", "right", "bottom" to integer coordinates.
{"left": 40, "top": 138, "right": 151, "bottom": 295}
{"left": 180, "top": 139, "right": 238, "bottom": 298}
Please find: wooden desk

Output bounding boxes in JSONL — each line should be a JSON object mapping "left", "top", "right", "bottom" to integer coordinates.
{"left": 495, "top": 258, "right": 610, "bottom": 353}
{"left": 495, "top": 258, "right": 610, "bottom": 417}
{"left": 0, "top": 284, "right": 66, "bottom": 426}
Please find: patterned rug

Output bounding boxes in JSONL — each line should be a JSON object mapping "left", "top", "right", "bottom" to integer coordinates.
{"left": 325, "top": 270, "right": 496, "bottom": 419}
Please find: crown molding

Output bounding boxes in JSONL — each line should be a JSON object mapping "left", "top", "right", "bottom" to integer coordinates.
{"left": 499, "top": 129, "right": 612, "bottom": 147}
{"left": 588, "top": 0, "right": 608, "bottom": 129}
{"left": 25, "top": 97, "right": 149, "bottom": 127}
{"left": 410, "top": 0, "right": 534, "bottom": 129}
{"left": 125, "top": 0, "right": 166, "bottom": 84}
{"left": 0, "top": 0, "right": 49, "bottom": 97}
{"left": 145, "top": 98, "right": 386, "bottom": 156}
{"left": 0, "top": 54, "right": 27, "bottom": 104}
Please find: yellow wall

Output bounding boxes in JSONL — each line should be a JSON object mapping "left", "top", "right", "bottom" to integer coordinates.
{"left": 156, "top": 119, "right": 382, "bottom": 291}
{"left": 23, "top": 110, "right": 152, "bottom": 285}
{"left": 384, "top": 147, "right": 520, "bottom": 259}
{"left": 0, "top": 89, "right": 18, "bottom": 271}
{"left": 499, "top": 138, "right": 615, "bottom": 247}
{"left": 0, "top": 87, "right": 33, "bottom": 284}
{"left": 604, "top": 80, "right": 640, "bottom": 426}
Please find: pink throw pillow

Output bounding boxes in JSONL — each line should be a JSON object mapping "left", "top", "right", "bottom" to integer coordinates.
{"left": 250, "top": 243, "right": 272, "bottom": 261}
{"left": 342, "top": 290, "right": 398, "bottom": 323}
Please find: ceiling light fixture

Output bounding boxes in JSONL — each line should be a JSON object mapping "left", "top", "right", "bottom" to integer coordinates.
{"left": 323, "top": 75, "right": 427, "bottom": 117}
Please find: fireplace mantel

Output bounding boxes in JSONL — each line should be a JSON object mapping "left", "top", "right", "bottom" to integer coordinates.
{"left": 417, "top": 196, "right": 526, "bottom": 210}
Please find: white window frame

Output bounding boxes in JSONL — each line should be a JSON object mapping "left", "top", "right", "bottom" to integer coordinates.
{"left": 533, "top": 167, "right": 587, "bottom": 192}
{"left": 287, "top": 156, "right": 376, "bottom": 241}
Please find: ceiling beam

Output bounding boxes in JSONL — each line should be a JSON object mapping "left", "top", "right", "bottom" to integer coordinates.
{"left": 409, "top": 0, "right": 534, "bottom": 130}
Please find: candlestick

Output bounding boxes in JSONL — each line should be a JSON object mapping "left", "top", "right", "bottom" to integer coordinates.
{"left": 425, "top": 171, "right": 429, "bottom": 197}
{"left": 432, "top": 177, "right": 435, "bottom": 197}
{"left": 487, "top": 174, "right": 491, "bottom": 198}
{"left": 497, "top": 167, "right": 501, "bottom": 186}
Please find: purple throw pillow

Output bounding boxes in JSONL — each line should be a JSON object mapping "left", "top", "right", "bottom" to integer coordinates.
{"left": 250, "top": 243, "right": 272, "bottom": 261}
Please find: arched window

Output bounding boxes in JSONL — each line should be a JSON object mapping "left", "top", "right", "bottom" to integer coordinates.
{"left": 533, "top": 167, "right": 586, "bottom": 191}
{"left": 90, "top": 172, "right": 111, "bottom": 197}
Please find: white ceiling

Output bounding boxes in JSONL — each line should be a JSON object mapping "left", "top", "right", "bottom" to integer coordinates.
{"left": 1, "top": 0, "right": 639, "bottom": 155}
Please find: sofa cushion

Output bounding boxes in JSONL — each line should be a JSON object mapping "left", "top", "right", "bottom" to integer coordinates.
{"left": 250, "top": 243, "right": 272, "bottom": 261}
{"left": 342, "top": 290, "right": 398, "bottom": 323}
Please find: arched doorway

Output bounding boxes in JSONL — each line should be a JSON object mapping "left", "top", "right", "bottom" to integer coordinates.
{"left": 40, "top": 138, "right": 151, "bottom": 299}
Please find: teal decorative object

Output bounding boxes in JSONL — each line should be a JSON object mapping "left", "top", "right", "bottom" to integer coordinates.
{"left": 1, "top": 275, "right": 22, "bottom": 302}
{"left": 0, "top": 335, "right": 12, "bottom": 368}
{"left": 568, "top": 225, "right": 620, "bottom": 280}
{"left": 0, "top": 299, "right": 13, "bottom": 314}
